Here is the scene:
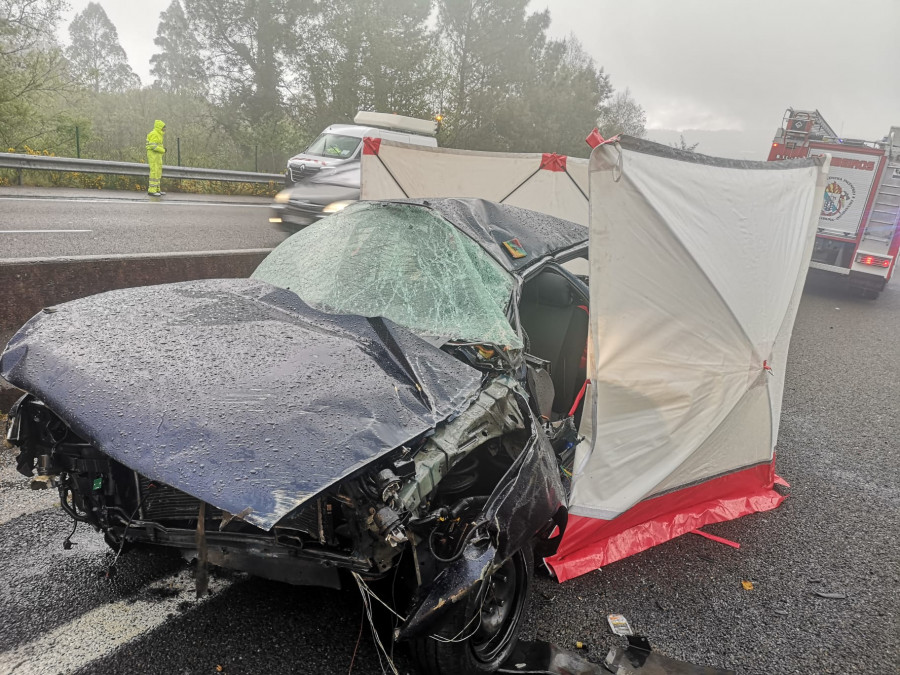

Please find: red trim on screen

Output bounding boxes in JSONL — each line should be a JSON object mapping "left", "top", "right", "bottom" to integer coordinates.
{"left": 585, "top": 128, "right": 604, "bottom": 149}
{"left": 540, "top": 153, "right": 567, "bottom": 172}
{"left": 363, "top": 137, "right": 382, "bottom": 155}
{"left": 546, "top": 462, "right": 784, "bottom": 582}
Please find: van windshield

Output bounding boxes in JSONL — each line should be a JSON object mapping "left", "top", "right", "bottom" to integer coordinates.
{"left": 304, "top": 133, "right": 361, "bottom": 159}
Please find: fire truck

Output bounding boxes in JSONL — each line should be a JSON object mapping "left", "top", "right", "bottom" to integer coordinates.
{"left": 768, "top": 109, "right": 900, "bottom": 299}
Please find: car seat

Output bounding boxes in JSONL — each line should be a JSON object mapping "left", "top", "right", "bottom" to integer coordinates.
{"left": 519, "top": 271, "right": 589, "bottom": 418}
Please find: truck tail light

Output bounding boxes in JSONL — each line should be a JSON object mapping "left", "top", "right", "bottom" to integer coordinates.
{"left": 856, "top": 253, "right": 891, "bottom": 268}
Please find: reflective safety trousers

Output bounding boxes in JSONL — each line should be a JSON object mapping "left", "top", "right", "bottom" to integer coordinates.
{"left": 147, "top": 151, "right": 163, "bottom": 192}
{"left": 146, "top": 119, "right": 165, "bottom": 192}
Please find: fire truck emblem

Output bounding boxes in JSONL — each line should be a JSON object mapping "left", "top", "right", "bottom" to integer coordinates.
{"left": 821, "top": 178, "right": 855, "bottom": 219}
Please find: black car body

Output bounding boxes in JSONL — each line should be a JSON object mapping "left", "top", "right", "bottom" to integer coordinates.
{"left": 270, "top": 162, "right": 360, "bottom": 233}
{"left": 3, "top": 199, "right": 590, "bottom": 674}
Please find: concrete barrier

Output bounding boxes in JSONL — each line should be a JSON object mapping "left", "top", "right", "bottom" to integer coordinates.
{"left": 0, "top": 249, "right": 273, "bottom": 411}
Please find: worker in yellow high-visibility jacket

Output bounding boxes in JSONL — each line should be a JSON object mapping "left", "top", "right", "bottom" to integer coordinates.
{"left": 146, "top": 120, "right": 166, "bottom": 196}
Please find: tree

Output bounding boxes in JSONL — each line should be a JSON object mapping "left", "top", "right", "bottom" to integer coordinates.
{"left": 597, "top": 87, "right": 646, "bottom": 139}
{"left": 4, "top": 0, "right": 652, "bottom": 172}
{"left": 434, "top": 1, "right": 613, "bottom": 154}
{"left": 436, "top": 0, "right": 550, "bottom": 150}
{"left": 0, "top": 0, "right": 71, "bottom": 149}
{"left": 510, "top": 36, "right": 613, "bottom": 156}
{"left": 671, "top": 134, "right": 699, "bottom": 152}
{"left": 182, "top": 0, "right": 307, "bottom": 169}
{"left": 150, "top": 0, "right": 207, "bottom": 95}
{"left": 291, "top": 0, "right": 436, "bottom": 134}
{"left": 361, "top": 0, "right": 436, "bottom": 116}
{"left": 1, "top": 0, "right": 66, "bottom": 57}
{"left": 66, "top": 2, "right": 140, "bottom": 93}
{"left": 185, "top": 0, "right": 301, "bottom": 121}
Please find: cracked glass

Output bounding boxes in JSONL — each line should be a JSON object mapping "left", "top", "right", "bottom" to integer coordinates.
{"left": 253, "top": 202, "right": 521, "bottom": 347}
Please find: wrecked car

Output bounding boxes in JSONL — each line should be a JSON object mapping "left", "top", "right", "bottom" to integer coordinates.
{"left": 2, "top": 198, "right": 590, "bottom": 674}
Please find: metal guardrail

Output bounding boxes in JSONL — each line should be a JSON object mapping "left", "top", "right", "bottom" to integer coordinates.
{"left": 0, "top": 153, "right": 284, "bottom": 184}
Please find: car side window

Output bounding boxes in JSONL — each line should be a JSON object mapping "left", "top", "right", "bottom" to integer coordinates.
{"left": 561, "top": 255, "right": 589, "bottom": 281}
{"left": 518, "top": 269, "right": 589, "bottom": 420}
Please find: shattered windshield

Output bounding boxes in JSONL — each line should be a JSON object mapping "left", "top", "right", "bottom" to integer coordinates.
{"left": 252, "top": 202, "right": 521, "bottom": 347}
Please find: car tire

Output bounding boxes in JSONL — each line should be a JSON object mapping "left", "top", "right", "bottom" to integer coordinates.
{"left": 410, "top": 546, "right": 533, "bottom": 675}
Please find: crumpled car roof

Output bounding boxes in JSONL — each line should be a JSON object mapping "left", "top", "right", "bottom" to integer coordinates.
{"left": 394, "top": 198, "right": 588, "bottom": 272}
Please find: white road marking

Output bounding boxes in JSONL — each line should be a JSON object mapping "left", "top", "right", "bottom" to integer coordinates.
{"left": 0, "top": 196, "right": 270, "bottom": 208}
{"left": 0, "top": 569, "right": 233, "bottom": 674}
{"left": 0, "top": 229, "right": 92, "bottom": 233}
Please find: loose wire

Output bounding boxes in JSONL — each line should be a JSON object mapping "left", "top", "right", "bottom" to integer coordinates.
{"left": 351, "top": 571, "right": 490, "bottom": 645}
{"left": 347, "top": 605, "right": 365, "bottom": 675}
{"left": 105, "top": 482, "right": 156, "bottom": 577}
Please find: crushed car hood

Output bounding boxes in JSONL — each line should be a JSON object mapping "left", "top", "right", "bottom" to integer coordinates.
{"left": 0, "top": 279, "right": 482, "bottom": 530}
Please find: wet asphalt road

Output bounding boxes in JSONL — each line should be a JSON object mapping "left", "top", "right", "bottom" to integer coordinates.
{"left": 0, "top": 187, "right": 287, "bottom": 259}
{"left": 0, "top": 271, "right": 897, "bottom": 675}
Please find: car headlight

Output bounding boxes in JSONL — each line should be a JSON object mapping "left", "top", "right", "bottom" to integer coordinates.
{"left": 322, "top": 200, "right": 354, "bottom": 214}
{"left": 274, "top": 190, "right": 291, "bottom": 204}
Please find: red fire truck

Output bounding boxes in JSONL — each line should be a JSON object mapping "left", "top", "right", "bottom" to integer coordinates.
{"left": 768, "top": 109, "right": 900, "bottom": 299}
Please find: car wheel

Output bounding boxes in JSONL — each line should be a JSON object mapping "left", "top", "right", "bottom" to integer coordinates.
{"left": 411, "top": 546, "right": 533, "bottom": 674}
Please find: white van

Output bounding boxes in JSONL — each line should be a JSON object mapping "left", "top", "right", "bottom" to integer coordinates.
{"left": 271, "top": 113, "right": 439, "bottom": 232}
{"left": 284, "top": 111, "right": 438, "bottom": 186}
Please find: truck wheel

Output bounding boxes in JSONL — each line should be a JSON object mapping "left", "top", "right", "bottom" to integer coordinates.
{"left": 411, "top": 546, "right": 533, "bottom": 675}
{"left": 851, "top": 285, "right": 880, "bottom": 300}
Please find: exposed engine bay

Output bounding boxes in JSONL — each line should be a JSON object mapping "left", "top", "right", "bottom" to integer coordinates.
{"left": 7, "top": 374, "right": 576, "bottom": 632}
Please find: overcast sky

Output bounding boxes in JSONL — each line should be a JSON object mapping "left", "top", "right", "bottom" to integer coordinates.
{"left": 60, "top": 0, "right": 899, "bottom": 158}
